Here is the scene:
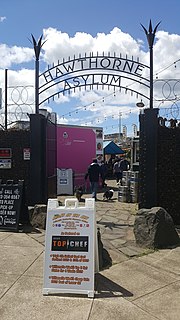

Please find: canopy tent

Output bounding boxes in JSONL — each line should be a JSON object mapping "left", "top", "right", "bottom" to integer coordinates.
{"left": 103, "top": 140, "right": 125, "bottom": 155}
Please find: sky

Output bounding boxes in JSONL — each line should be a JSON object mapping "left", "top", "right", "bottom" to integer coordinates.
{"left": 1, "top": 0, "right": 180, "bottom": 136}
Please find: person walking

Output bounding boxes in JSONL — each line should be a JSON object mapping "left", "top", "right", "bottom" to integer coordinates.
{"left": 85, "top": 158, "right": 101, "bottom": 200}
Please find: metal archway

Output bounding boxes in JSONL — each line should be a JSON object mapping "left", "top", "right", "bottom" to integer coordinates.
{"left": 38, "top": 53, "right": 150, "bottom": 107}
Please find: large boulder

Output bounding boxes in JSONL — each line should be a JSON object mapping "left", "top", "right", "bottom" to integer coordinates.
{"left": 28, "top": 204, "right": 47, "bottom": 230}
{"left": 134, "top": 207, "right": 180, "bottom": 249}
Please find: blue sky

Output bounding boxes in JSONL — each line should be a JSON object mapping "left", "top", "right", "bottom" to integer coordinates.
{"left": 1, "top": 0, "right": 180, "bottom": 136}
{"left": 1, "top": 0, "right": 180, "bottom": 45}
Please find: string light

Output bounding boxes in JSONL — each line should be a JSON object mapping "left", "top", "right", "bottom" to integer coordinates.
{"left": 59, "top": 57, "right": 180, "bottom": 126}
{"left": 60, "top": 57, "right": 180, "bottom": 121}
{"left": 60, "top": 87, "right": 125, "bottom": 119}
{"left": 59, "top": 80, "right": 148, "bottom": 120}
{"left": 58, "top": 57, "right": 180, "bottom": 130}
{"left": 53, "top": 99, "right": 136, "bottom": 131}
{"left": 155, "top": 58, "right": 180, "bottom": 78}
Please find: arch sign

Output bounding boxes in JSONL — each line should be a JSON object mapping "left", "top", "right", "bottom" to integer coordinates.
{"left": 38, "top": 53, "right": 150, "bottom": 106}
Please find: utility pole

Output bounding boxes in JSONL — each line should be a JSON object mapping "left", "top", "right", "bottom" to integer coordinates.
{"left": 118, "top": 112, "right": 122, "bottom": 144}
{"left": 5, "top": 69, "right": 8, "bottom": 130}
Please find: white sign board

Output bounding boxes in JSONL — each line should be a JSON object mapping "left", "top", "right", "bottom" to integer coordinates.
{"left": 23, "top": 148, "right": 30, "bottom": 160}
{"left": 43, "top": 198, "right": 96, "bottom": 298}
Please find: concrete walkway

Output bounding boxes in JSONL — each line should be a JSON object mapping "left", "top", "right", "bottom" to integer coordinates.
{"left": 0, "top": 180, "right": 179, "bottom": 320}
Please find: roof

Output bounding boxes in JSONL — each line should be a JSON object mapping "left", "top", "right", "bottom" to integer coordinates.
{"left": 103, "top": 140, "right": 125, "bottom": 155}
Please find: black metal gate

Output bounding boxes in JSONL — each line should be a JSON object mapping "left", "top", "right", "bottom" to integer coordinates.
{"left": 139, "top": 109, "right": 180, "bottom": 225}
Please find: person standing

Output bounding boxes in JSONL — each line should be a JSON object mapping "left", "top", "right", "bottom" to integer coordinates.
{"left": 117, "top": 156, "right": 130, "bottom": 185}
{"left": 85, "top": 158, "right": 101, "bottom": 200}
{"left": 100, "top": 160, "right": 108, "bottom": 188}
{"left": 113, "top": 158, "right": 122, "bottom": 185}
{"left": 119, "top": 157, "right": 130, "bottom": 174}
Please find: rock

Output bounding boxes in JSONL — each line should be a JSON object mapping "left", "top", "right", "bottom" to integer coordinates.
{"left": 28, "top": 204, "right": 47, "bottom": 230}
{"left": 133, "top": 207, "right": 180, "bottom": 249}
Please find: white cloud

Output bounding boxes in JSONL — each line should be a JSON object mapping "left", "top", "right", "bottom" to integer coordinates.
{"left": 42, "top": 27, "right": 141, "bottom": 64}
{"left": 153, "top": 31, "right": 180, "bottom": 76}
{"left": 0, "top": 16, "right": 6, "bottom": 22}
{"left": 42, "top": 28, "right": 94, "bottom": 63}
{"left": 0, "top": 44, "right": 34, "bottom": 68}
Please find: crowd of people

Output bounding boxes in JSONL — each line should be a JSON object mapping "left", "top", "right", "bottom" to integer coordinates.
{"left": 84, "top": 156, "right": 130, "bottom": 200}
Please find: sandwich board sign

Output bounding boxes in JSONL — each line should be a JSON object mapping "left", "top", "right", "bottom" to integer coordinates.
{"left": 0, "top": 181, "right": 24, "bottom": 232}
{"left": 43, "top": 198, "right": 97, "bottom": 298}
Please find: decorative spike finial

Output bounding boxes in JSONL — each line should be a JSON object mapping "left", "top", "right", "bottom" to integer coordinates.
{"left": 30, "top": 34, "right": 46, "bottom": 60}
{"left": 141, "top": 20, "right": 161, "bottom": 48}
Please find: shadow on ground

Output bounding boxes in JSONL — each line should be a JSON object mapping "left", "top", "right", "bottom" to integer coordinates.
{"left": 95, "top": 273, "right": 133, "bottom": 298}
